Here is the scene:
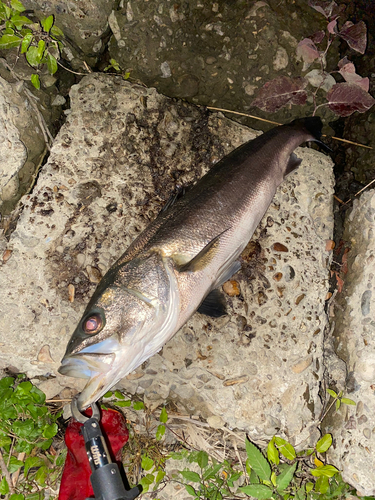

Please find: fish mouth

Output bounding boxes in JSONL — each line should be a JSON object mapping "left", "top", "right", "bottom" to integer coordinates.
{"left": 58, "top": 336, "right": 124, "bottom": 410}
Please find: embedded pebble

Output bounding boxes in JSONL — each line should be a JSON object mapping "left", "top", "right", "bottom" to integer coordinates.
{"left": 222, "top": 279, "right": 241, "bottom": 296}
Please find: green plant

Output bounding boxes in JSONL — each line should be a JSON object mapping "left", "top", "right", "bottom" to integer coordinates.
{"left": 0, "top": 0, "right": 63, "bottom": 89}
{"left": 103, "top": 57, "right": 130, "bottom": 80}
{"left": 0, "top": 374, "right": 65, "bottom": 500}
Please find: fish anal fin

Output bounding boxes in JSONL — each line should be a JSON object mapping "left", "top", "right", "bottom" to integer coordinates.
{"left": 285, "top": 152, "right": 302, "bottom": 177}
{"left": 197, "top": 289, "right": 227, "bottom": 317}
{"left": 177, "top": 229, "right": 229, "bottom": 273}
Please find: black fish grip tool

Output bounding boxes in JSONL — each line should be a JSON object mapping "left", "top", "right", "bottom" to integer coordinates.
{"left": 72, "top": 399, "right": 142, "bottom": 500}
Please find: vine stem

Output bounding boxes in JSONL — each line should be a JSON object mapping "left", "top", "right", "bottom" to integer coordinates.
{"left": 0, "top": 448, "right": 15, "bottom": 495}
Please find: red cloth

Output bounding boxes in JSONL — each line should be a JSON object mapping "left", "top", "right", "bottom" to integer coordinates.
{"left": 59, "top": 408, "right": 129, "bottom": 500}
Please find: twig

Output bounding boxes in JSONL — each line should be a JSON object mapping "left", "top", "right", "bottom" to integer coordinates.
{"left": 206, "top": 106, "right": 373, "bottom": 149}
{"left": 12, "top": 452, "right": 25, "bottom": 488}
{"left": 0, "top": 448, "right": 15, "bottom": 495}
{"left": 56, "top": 59, "right": 91, "bottom": 76}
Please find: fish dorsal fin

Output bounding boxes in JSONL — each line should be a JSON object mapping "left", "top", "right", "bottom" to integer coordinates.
{"left": 197, "top": 289, "right": 227, "bottom": 317}
{"left": 177, "top": 229, "right": 229, "bottom": 273}
{"left": 285, "top": 152, "right": 302, "bottom": 177}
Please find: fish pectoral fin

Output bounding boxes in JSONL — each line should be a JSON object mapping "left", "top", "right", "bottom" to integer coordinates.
{"left": 213, "top": 259, "right": 241, "bottom": 289}
{"left": 285, "top": 152, "right": 302, "bottom": 177}
{"left": 197, "top": 289, "right": 227, "bottom": 318}
{"left": 177, "top": 229, "right": 229, "bottom": 273}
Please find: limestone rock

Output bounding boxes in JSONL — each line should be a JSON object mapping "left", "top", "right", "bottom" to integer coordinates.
{"left": 0, "top": 73, "right": 334, "bottom": 446}
{"left": 326, "top": 190, "right": 375, "bottom": 496}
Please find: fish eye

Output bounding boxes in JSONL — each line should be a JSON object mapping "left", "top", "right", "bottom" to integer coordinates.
{"left": 82, "top": 313, "right": 103, "bottom": 335}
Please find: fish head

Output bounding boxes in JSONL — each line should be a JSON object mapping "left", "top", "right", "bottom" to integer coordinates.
{"left": 58, "top": 254, "right": 178, "bottom": 409}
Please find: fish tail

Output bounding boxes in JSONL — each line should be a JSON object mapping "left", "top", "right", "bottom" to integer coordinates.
{"left": 291, "top": 117, "right": 332, "bottom": 153}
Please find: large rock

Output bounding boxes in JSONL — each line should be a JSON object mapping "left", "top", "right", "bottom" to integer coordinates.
{"left": 0, "top": 73, "right": 334, "bottom": 445}
{"left": 325, "top": 190, "right": 375, "bottom": 496}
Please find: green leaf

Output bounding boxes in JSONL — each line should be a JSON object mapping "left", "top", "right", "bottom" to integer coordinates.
{"left": 341, "top": 398, "right": 356, "bottom": 406}
{"left": 0, "top": 477, "right": 9, "bottom": 495}
{"left": 123, "top": 71, "right": 130, "bottom": 80}
{"left": 114, "top": 390, "right": 124, "bottom": 399}
{"left": 39, "top": 438, "right": 52, "bottom": 450}
{"left": 316, "top": 434, "right": 332, "bottom": 453}
{"left": 31, "top": 73, "right": 40, "bottom": 89}
{"left": 21, "top": 32, "right": 33, "bottom": 53}
{"left": 315, "top": 475, "right": 329, "bottom": 494}
{"left": 197, "top": 450, "right": 209, "bottom": 469}
{"left": 155, "top": 424, "right": 165, "bottom": 441}
{"left": 245, "top": 438, "right": 271, "bottom": 481}
{"left": 306, "top": 482, "right": 314, "bottom": 493}
{"left": 335, "top": 399, "right": 341, "bottom": 411}
{"left": 26, "top": 46, "right": 40, "bottom": 66}
{"left": 0, "top": 376, "right": 14, "bottom": 388}
{"left": 203, "top": 463, "right": 223, "bottom": 481}
{"left": 267, "top": 437, "right": 279, "bottom": 465}
{"left": 10, "top": 494, "right": 25, "bottom": 500}
{"left": 35, "top": 465, "right": 48, "bottom": 485}
{"left": 133, "top": 401, "right": 144, "bottom": 410}
{"left": 311, "top": 465, "right": 339, "bottom": 478}
{"left": 185, "top": 484, "right": 197, "bottom": 497}
{"left": 46, "top": 53, "right": 58, "bottom": 74}
{"left": 155, "top": 469, "right": 165, "bottom": 483}
{"left": 8, "top": 456, "right": 24, "bottom": 474}
{"left": 0, "top": 33, "right": 21, "bottom": 48}
{"left": 10, "top": 14, "right": 31, "bottom": 29}
{"left": 138, "top": 473, "right": 154, "bottom": 493}
{"left": 24, "top": 456, "right": 45, "bottom": 476}
{"left": 0, "top": 435, "right": 12, "bottom": 447}
{"left": 141, "top": 455, "right": 154, "bottom": 471}
{"left": 115, "top": 400, "right": 131, "bottom": 407}
{"left": 327, "top": 389, "right": 337, "bottom": 398}
{"left": 13, "top": 419, "right": 35, "bottom": 439}
{"left": 274, "top": 437, "right": 296, "bottom": 460}
{"left": 239, "top": 484, "right": 273, "bottom": 499}
{"left": 160, "top": 406, "right": 168, "bottom": 423}
{"left": 43, "top": 423, "right": 58, "bottom": 439}
{"left": 50, "top": 25, "right": 64, "bottom": 38}
{"left": 276, "top": 462, "right": 297, "bottom": 492}
{"left": 37, "top": 39, "right": 45, "bottom": 59}
{"left": 103, "top": 391, "right": 113, "bottom": 398}
{"left": 179, "top": 470, "right": 201, "bottom": 483}
{"left": 41, "top": 15, "right": 54, "bottom": 33}
{"left": 11, "top": 0, "right": 25, "bottom": 12}
{"left": 30, "top": 385, "right": 45, "bottom": 404}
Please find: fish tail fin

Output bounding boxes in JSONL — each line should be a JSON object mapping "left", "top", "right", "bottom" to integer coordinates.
{"left": 291, "top": 117, "right": 332, "bottom": 153}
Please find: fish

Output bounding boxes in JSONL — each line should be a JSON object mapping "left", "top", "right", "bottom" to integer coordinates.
{"left": 58, "top": 116, "right": 328, "bottom": 410}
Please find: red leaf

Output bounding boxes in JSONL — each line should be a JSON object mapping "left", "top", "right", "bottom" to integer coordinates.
{"left": 311, "top": 30, "right": 325, "bottom": 44}
{"left": 308, "top": 0, "right": 337, "bottom": 18}
{"left": 339, "top": 21, "right": 367, "bottom": 54}
{"left": 327, "top": 19, "right": 338, "bottom": 34}
{"left": 336, "top": 273, "right": 344, "bottom": 293}
{"left": 338, "top": 62, "right": 369, "bottom": 92}
{"left": 327, "top": 83, "right": 375, "bottom": 116}
{"left": 338, "top": 56, "right": 350, "bottom": 68}
{"left": 252, "top": 76, "right": 308, "bottom": 113}
{"left": 296, "top": 38, "right": 320, "bottom": 64}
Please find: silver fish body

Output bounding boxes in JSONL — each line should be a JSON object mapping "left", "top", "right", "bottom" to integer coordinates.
{"left": 59, "top": 117, "right": 326, "bottom": 409}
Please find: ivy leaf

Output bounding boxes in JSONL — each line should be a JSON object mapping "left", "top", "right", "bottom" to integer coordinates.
{"left": 245, "top": 438, "right": 271, "bottom": 481}
{"left": 8, "top": 456, "right": 25, "bottom": 474}
{"left": 160, "top": 406, "right": 168, "bottom": 423}
{"left": 339, "top": 20, "right": 367, "bottom": 54}
{"left": 327, "top": 83, "right": 375, "bottom": 116}
{"left": 267, "top": 437, "right": 279, "bottom": 465}
{"left": 274, "top": 437, "right": 296, "bottom": 460}
{"left": 43, "top": 423, "right": 58, "bottom": 439}
{"left": 316, "top": 434, "right": 332, "bottom": 453}
{"left": 155, "top": 469, "right": 165, "bottom": 483}
{"left": 141, "top": 455, "right": 154, "bottom": 471}
{"left": 179, "top": 470, "right": 201, "bottom": 482}
{"left": 114, "top": 390, "right": 124, "bottom": 399}
{"left": 0, "top": 377, "right": 14, "bottom": 388}
{"left": 308, "top": 0, "right": 336, "bottom": 18}
{"left": 276, "top": 462, "right": 297, "bottom": 492}
{"left": 133, "top": 401, "right": 144, "bottom": 410}
{"left": 11, "top": 0, "right": 25, "bottom": 12}
{"left": 311, "top": 464, "right": 339, "bottom": 478}
{"left": 10, "top": 495, "right": 25, "bottom": 500}
{"left": 114, "top": 400, "right": 131, "bottom": 407}
{"left": 252, "top": 76, "right": 307, "bottom": 113}
{"left": 0, "top": 34, "right": 21, "bottom": 49}
{"left": 41, "top": 15, "right": 54, "bottom": 33}
{"left": 35, "top": 465, "right": 48, "bottom": 485}
{"left": 239, "top": 484, "right": 273, "bottom": 499}
{"left": 46, "top": 53, "right": 58, "bottom": 74}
